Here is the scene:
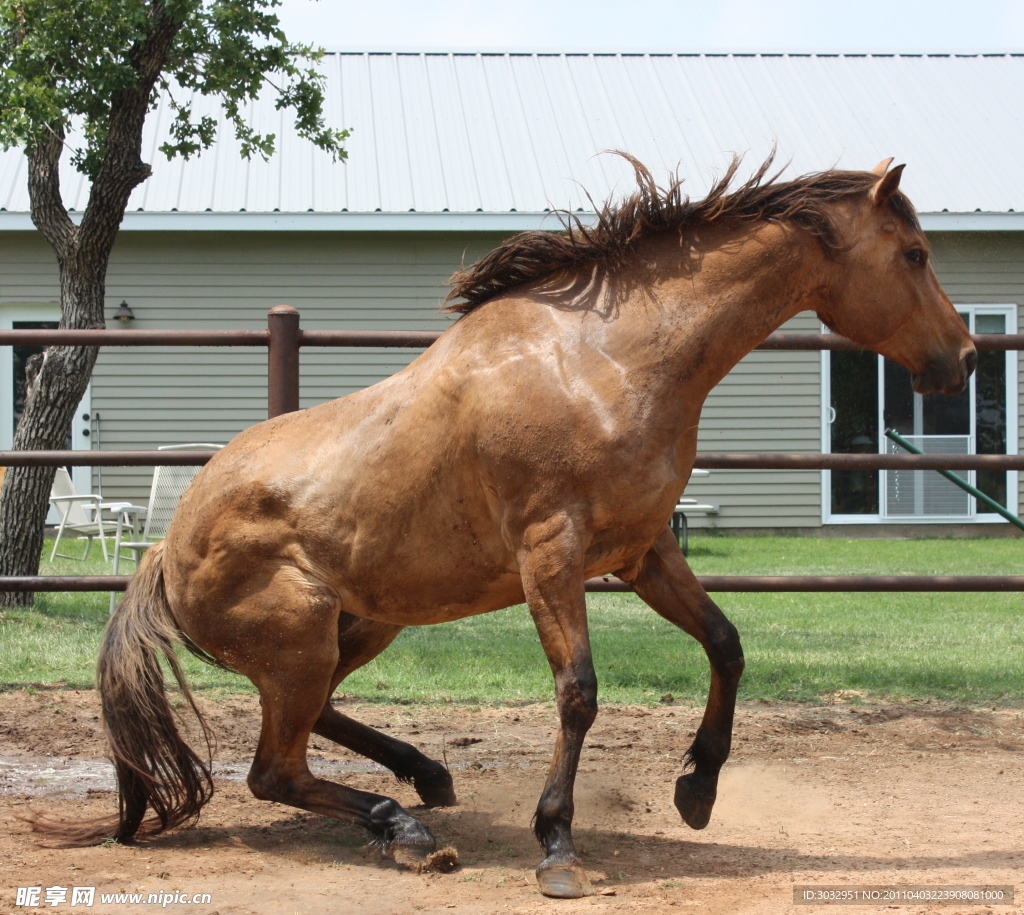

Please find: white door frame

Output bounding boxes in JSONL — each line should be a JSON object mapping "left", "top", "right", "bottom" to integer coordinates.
{"left": 0, "top": 303, "right": 93, "bottom": 496}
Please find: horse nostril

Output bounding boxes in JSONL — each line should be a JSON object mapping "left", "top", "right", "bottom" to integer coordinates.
{"left": 963, "top": 349, "right": 978, "bottom": 379}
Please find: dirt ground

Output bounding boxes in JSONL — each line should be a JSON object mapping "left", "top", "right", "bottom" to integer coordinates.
{"left": 0, "top": 690, "right": 1021, "bottom": 915}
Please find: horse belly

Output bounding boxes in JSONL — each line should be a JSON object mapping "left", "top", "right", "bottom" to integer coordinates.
{"left": 336, "top": 565, "right": 527, "bottom": 627}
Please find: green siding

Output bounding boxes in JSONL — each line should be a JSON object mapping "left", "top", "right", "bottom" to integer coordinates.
{"left": 0, "top": 229, "right": 1018, "bottom": 529}
{"left": 688, "top": 312, "right": 821, "bottom": 528}
{"left": 93, "top": 232, "right": 498, "bottom": 503}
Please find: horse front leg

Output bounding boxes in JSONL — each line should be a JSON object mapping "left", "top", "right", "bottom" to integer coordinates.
{"left": 520, "top": 516, "right": 597, "bottom": 899}
{"left": 618, "top": 527, "right": 745, "bottom": 830}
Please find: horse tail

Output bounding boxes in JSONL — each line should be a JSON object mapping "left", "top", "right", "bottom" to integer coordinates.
{"left": 97, "top": 541, "right": 214, "bottom": 843}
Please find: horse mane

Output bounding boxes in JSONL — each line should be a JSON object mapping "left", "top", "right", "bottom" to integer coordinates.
{"left": 444, "top": 153, "right": 921, "bottom": 313}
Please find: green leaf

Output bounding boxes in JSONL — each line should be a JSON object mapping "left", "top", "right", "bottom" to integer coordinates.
{"left": 0, "top": 0, "right": 348, "bottom": 175}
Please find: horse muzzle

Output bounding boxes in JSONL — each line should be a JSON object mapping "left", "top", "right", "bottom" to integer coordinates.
{"left": 911, "top": 346, "right": 977, "bottom": 396}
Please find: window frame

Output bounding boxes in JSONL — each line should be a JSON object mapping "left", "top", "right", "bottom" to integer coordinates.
{"left": 820, "top": 303, "right": 1019, "bottom": 525}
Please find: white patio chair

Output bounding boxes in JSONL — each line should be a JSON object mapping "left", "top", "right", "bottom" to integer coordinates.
{"left": 670, "top": 469, "right": 719, "bottom": 556}
{"left": 49, "top": 467, "right": 134, "bottom": 562}
{"left": 110, "top": 444, "right": 223, "bottom": 610}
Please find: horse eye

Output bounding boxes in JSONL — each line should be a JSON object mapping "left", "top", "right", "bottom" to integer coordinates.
{"left": 904, "top": 248, "right": 927, "bottom": 266}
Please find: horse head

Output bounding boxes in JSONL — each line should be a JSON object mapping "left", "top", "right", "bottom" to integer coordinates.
{"left": 817, "top": 160, "right": 976, "bottom": 395}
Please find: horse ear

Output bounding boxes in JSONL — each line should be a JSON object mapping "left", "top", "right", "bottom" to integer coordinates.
{"left": 870, "top": 157, "right": 894, "bottom": 176}
{"left": 869, "top": 163, "right": 906, "bottom": 207}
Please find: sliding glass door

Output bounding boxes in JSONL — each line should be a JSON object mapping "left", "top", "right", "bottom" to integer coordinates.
{"left": 823, "top": 305, "right": 1017, "bottom": 524}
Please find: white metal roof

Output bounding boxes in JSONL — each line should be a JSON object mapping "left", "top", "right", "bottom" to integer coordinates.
{"left": 1, "top": 51, "right": 1022, "bottom": 229}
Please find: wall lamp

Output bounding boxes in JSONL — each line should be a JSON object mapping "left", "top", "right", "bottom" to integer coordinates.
{"left": 111, "top": 300, "right": 136, "bottom": 324}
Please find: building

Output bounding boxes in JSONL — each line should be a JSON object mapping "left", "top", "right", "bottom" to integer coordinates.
{"left": 0, "top": 52, "right": 1020, "bottom": 532}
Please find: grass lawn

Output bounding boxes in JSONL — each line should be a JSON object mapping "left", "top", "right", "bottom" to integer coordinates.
{"left": 0, "top": 534, "right": 1021, "bottom": 705}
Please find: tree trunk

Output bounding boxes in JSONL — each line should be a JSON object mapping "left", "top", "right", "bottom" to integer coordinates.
{"left": 0, "top": 266, "right": 104, "bottom": 607}
{"left": 0, "top": 4, "right": 183, "bottom": 608}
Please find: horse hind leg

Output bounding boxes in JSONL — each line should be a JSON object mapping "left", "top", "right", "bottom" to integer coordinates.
{"left": 248, "top": 686, "right": 442, "bottom": 866}
{"left": 313, "top": 615, "right": 456, "bottom": 808}
{"left": 210, "top": 569, "right": 443, "bottom": 867}
{"left": 247, "top": 654, "right": 443, "bottom": 866}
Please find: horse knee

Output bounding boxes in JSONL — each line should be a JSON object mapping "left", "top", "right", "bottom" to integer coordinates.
{"left": 556, "top": 669, "right": 598, "bottom": 731}
{"left": 708, "top": 619, "right": 744, "bottom": 678}
{"left": 575, "top": 699, "right": 598, "bottom": 732}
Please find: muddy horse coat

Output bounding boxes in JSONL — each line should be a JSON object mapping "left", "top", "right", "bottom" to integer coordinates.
{"left": 72, "top": 157, "right": 974, "bottom": 898}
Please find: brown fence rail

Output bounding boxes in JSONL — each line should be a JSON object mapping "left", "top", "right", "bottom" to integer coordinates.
{"left": 2, "top": 574, "right": 1023, "bottom": 593}
{"left": 696, "top": 454, "right": 1024, "bottom": 470}
{"left": 2, "top": 451, "right": 1024, "bottom": 470}
{"left": 4, "top": 329, "right": 1020, "bottom": 350}
{"left": 2, "top": 309, "right": 1021, "bottom": 595}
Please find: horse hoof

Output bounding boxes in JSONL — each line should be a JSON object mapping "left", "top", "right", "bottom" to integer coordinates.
{"left": 674, "top": 772, "right": 717, "bottom": 830}
{"left": 391, "top": 843, "right": 460, "bottom": 873}
{"left": 414, "top": 775, "right": 457, "bottom": 808}
{"left": 536, "top": 860, "right": 595, "bottom": 898}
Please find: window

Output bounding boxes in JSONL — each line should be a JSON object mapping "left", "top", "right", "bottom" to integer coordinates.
{"left": 822, "top": 305, "right": 1018, "bottom": 524}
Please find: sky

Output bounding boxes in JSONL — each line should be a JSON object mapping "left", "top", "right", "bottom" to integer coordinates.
{"left": 273, "top": 0, "right": 1024, "bottom": 53}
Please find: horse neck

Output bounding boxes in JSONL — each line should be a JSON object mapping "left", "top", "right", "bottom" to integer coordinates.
{"left": 609, "top": 222, "right": 829, "bottom": 411}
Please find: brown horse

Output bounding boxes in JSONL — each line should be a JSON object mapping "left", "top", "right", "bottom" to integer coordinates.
{"left": 88, "top": 156, "right": 973, "bottom": 897}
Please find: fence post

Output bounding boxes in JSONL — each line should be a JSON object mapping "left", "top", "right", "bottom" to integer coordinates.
{"left": 267, "top": 305, "right": 301, "bottom": 417}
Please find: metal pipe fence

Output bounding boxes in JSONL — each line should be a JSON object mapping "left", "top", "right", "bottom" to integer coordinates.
{"left": 2, "top": 451, "right": 1024, "bottom": 471}
{"left": 4, "top": 574, "right": 1024, "bottom": 594}
{"left": 2, "top": 308, "right": 1021, "bottom": 594}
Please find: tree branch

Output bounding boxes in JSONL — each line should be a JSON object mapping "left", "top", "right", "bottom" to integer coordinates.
{"left": 27, "top": 122, "right": 77, "bottom": 259}
{"left": 78, "top": 0, "right": 183, "bottom": 261}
